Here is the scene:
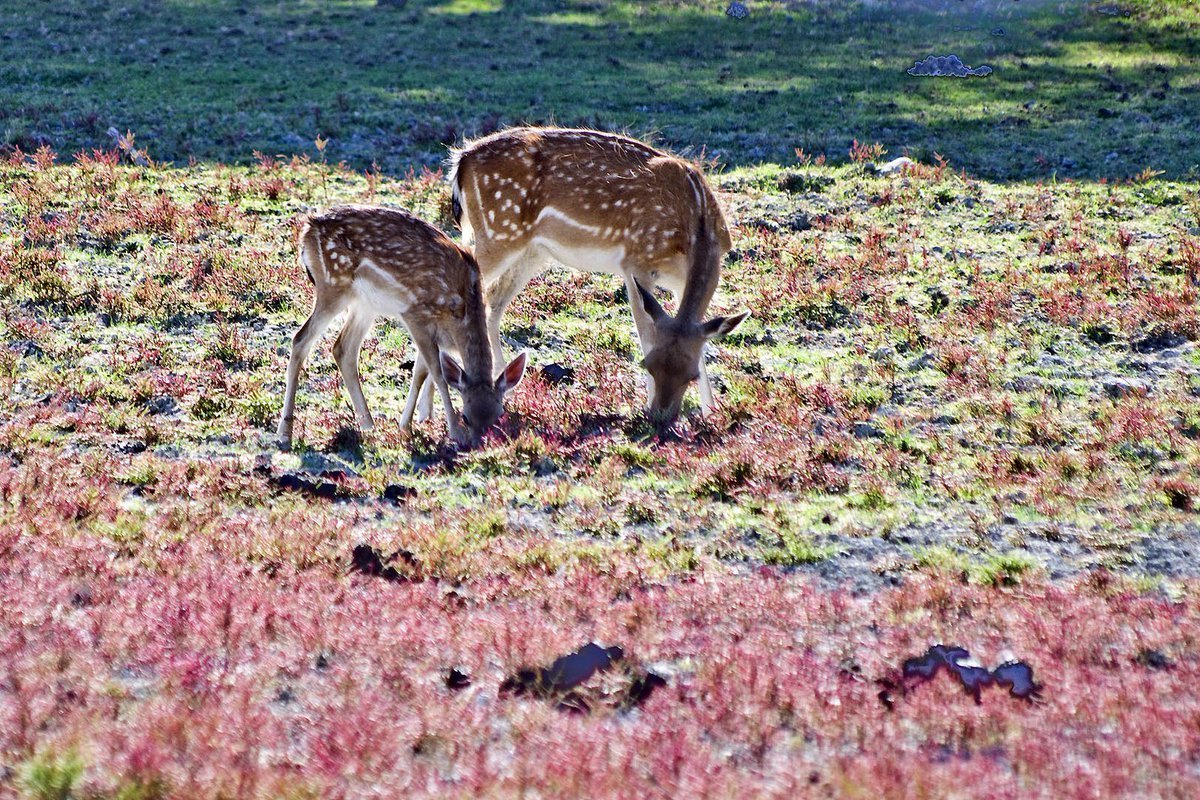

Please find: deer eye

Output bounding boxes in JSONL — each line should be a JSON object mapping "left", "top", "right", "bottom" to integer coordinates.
{"left": 462, "top": 414, "right": 473, "bottom": 429}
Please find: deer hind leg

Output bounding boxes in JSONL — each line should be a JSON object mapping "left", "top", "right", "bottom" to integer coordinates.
{"left": 414, "top": 354, "right": 434, "bottom": 423}
{"left": 331, "top": 306, "right": 376, "bottom": 431}
{"left": 277, "top": 294, "right": 348, "bottom": 446}
{"left": 400, "top": 356, "right": 429, "bottom": 431}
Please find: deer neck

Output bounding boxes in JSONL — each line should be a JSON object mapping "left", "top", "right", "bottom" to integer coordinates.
{"left": 452, "top": 267, "right": 495, "bottom": 384}
{"left": 675, "top": 212, "right": 721, "bottom": 325}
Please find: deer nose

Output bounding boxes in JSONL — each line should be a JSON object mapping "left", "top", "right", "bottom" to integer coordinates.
{"left": 647, "top": 401, "right": 681, "bottom": 427}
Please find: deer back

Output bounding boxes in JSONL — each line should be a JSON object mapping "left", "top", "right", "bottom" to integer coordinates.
{"left": 302, "top": 205, "right": 492, "bottom": 373}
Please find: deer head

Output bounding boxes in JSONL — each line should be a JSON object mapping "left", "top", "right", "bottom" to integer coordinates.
{"left": 633, "top": 280, "right": 748, "bottom": 423}
{"left": 440, "top": 350, "right": 528, "bottom": 444}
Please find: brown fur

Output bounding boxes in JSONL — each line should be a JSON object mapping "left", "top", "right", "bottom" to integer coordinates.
{"left": 448, "top": 127, "right": 746, "bottom": 422}
{"left": 277, "top": 205, "right": 526, "bottom": 447}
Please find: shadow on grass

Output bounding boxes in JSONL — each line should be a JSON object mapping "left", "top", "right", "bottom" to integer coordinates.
{"left": 1, "top": 0, "right": 1196, "bottom": 179}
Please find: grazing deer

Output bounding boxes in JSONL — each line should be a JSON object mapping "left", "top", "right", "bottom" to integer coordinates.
{"left": 277, "top": 204, "right": 528, "bottom": 448}
{"left": 435, "top": 126, "right": 749, "bottom": 424}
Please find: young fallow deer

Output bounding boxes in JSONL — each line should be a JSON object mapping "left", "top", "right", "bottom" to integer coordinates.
{"left": 276, "top": 205, "right": 528, "bottom": 448}
{"left": 436, "top": 126, "right": 749, "bottom": 424}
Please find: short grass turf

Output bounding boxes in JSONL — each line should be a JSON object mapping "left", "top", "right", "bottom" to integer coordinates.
{"left": 3, "top": 0, "right": 1198, "bottom": 178}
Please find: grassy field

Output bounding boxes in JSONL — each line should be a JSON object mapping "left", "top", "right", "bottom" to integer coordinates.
{"left": 4, "top": 0, "right": 1200, "bottom": 178}
{"left": 3, "top": 0, "right": 1200, "bottom": 797}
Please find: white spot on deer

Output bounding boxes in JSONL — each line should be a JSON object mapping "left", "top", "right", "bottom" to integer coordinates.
{"left": 494, "top": 190, "right": 502, "bottom": 200}
{"left": 488, "top": 209, "right": 495, "bottom": 223}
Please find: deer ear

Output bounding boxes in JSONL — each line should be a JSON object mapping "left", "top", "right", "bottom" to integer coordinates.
{"left": 439, "top": 352, "right": 467, "bottom": 391}
{"left": 632, "top": 279, "right": 669, "bottom": 324}
{"left": 495, "top": 350, "right": 528, "bottom": 394}
{"left": 701, "top": 310, "right": 750, "bottom": 340}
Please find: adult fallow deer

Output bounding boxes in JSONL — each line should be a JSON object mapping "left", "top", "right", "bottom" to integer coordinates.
{"left": 444, "top": 126, "right": 749, "bottom": 423}
{"left": 277, "top": 204, "right": 528, "bottom": 448}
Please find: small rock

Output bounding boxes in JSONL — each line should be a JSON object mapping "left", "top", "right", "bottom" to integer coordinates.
{"left": 990, "top": 27, "right": 1006, "bottom": 36}
{"left": 907, "top": 352, "right": 938, "bottom": 372}
{"left": 1133, "top": 330, "right": 1187, "bottom": 353}
{"left": 1135, "top": 649, "right": 1172, "bottom": 670}
{"left": 876, "top": 156, "right": 915, "bottom": 175}
{"left": 350, "top": 543, "right": 418, "bottom": 582}
{"left": 114, "top": 439, "right": 148, "bottom": 455}
{"left": 383, "top": 483, "right": 416, "bottom": 503}
{"left": 1103, "top": 378, "right": 1149, "bottom": 399}
{"left": 11, "top": 340, "right": 41, "bottom": 357}
{"left": 540, "top": 363, "right": 575, "bottom": 385}
{"left": 907, "top": 54, "right": 993, "bottom": 78}
{"left": 70, "top": 585, "right": 93, "bottom": 607}
{"left": 783, "top": 211, "right": 812, "bottom": 232}
{"left": 853, "top": 421, "right": 884, "bottom": 439}
{"left": 146, "top": 396, "right": 179, "bottom": 416}
{"left": 445, "top": 667, "right": 472, "bottom": 689}
{"left": 725, "top": 1, "right": 749, "bottom": 19}
{"left": 273, "top": 473, "right": 340, "bottom": 500}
